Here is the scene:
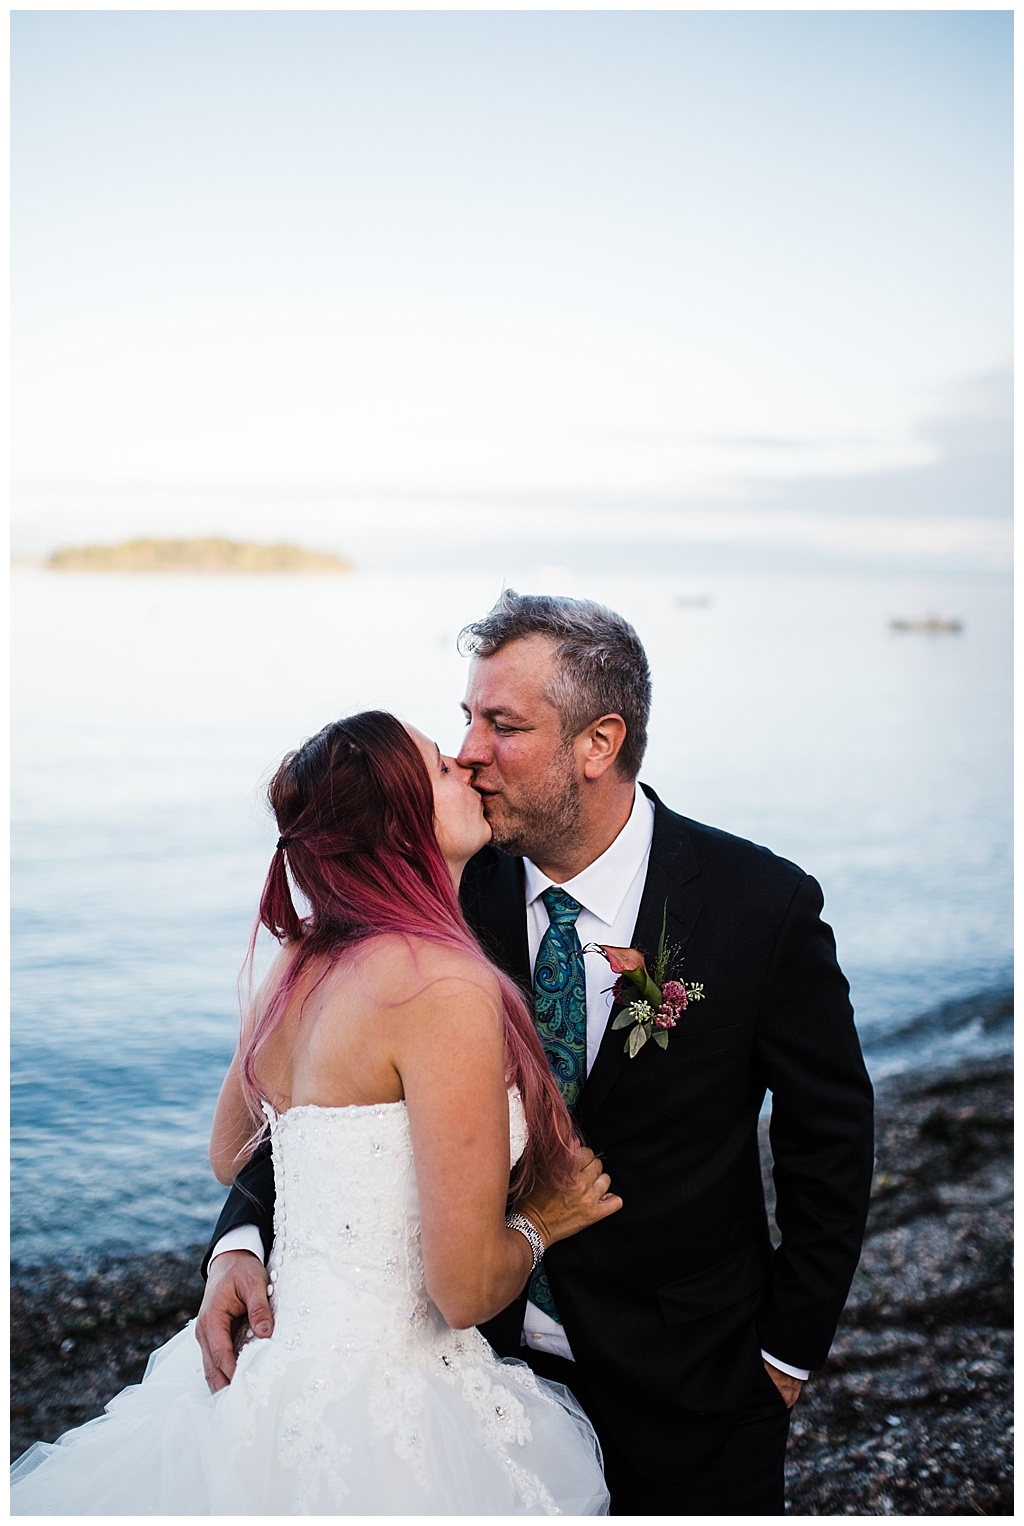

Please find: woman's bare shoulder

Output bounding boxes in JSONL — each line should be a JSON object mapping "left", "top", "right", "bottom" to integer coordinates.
{"left": 350, "top": 933, "right": 502, "bottom": 1011}
{"left": 242, "top": 939, "right": 303, "bottom": 1032}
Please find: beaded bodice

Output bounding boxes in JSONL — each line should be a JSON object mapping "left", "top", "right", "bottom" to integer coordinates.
{"left": 226, "top": 1087, "right": 556, "bottom": 1510}
{"left": 261, "top": 1088, "right": 528, "bottom": 1355}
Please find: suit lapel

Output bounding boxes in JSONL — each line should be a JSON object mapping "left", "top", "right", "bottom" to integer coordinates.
{"left": 461, "top": 846, "right": 531, "bottom": 991}
{"left": 580, "top": 787, "right": 704, "bottom": 1122}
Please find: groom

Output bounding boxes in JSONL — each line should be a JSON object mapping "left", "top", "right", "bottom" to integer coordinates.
{"left": 197, "top": 590, "right": 874, "bottom": 1514}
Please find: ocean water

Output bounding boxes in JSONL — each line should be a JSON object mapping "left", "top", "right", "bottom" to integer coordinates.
{"left": 11, "top": 564, "right": 1012, "bottom": 1264}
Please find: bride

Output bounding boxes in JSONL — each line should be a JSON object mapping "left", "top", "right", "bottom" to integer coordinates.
{"left": 11, "top": 711, "right": 619, "bottom": 1515}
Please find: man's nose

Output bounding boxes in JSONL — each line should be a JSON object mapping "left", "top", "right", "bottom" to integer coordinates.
{"left": 457, "top": 721, "right": 490, "bottom": 769}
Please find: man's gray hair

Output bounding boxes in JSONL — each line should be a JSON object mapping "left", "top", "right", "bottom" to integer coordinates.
{"left": 458, "top": 590, "right": 651, "bottom": 780}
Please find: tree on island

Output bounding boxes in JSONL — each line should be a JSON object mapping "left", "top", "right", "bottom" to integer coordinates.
{"left": 46, "top": 538, "right": 353, "bottom": 574}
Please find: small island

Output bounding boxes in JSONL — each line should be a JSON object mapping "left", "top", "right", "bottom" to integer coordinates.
{"left": 45, "top": 538, "right": 353, "bottom": 575}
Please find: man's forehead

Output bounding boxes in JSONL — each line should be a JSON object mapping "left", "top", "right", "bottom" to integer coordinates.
{"left": 462, "top": 638, "right": 560, "bottom": 709}
{"left": 470, "top": 634, "right": 558, "bottom": 676}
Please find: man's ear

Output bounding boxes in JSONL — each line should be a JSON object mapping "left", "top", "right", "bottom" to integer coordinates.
{"left": 580, "top": 714, "right": 628, "bottom": 780}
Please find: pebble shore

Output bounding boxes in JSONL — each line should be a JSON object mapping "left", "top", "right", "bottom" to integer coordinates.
{"left": 11, "top": 1054, "right": 1012, "bottom": 1513}
{"left": 774, "top": 1055, "right": 1012, "bottom": 1515}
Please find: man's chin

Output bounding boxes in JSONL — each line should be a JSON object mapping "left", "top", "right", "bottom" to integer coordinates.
{"left": 485, "top": 822, "right": 530, "bottom": 859}
{"left": 479, "top": 806, "right": 516, "bottom": 852}
{"left": 480, "top": 799, "right": 503, "bottom": 831}
{"left": 479, "top": 798, "right": 545, "bottom": 859}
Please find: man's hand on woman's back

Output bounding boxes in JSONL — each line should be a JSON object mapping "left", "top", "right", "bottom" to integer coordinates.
{"left": 195, "top": 1249, "right": 274, "bottom": 1393}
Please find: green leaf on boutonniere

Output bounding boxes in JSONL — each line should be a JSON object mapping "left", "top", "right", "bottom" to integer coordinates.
{"left": 611, "top": 1010, "right": 636, "bottom": 1030}
{"left": 652, "top": 1030, "right": 670, "bottom": 1050}
{"left": 628, "top": 1023, "right": 648, "bottom": 1058}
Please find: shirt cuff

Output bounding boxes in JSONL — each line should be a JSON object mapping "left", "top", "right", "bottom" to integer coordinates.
{"left": 521, "top": 1301, "right": 576, "bottom": 1363}
{"left": 209, "top": 1225, "right": 265, "bottom": 1265}
{"left": 761, "top": 1350, "right": 810, "bottom": 1381}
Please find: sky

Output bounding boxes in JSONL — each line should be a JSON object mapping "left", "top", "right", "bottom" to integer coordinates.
{"left": 11, "top": 9, "right": 1013, "bottom": 571}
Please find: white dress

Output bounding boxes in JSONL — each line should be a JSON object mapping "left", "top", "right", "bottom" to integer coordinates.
{"left": 10, "top": 1090, "right": 608, "bottom": 1515}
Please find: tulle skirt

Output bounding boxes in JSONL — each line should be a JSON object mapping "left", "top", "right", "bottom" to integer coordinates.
{"left": 10, "top": 1320, "right": 609, "bottom": 1515}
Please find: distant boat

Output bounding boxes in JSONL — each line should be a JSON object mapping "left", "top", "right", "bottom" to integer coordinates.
{"left": 889, "top": 617, "right": 963, "bottom": 634}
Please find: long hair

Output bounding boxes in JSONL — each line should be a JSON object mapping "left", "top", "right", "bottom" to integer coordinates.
{"left": 242, "top": 710, "right": 576, "bottom": 1199}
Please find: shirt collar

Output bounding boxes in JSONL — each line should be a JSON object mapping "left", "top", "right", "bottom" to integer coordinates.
{"left": 523, "top": 785, "right": 655, "bottom": 927}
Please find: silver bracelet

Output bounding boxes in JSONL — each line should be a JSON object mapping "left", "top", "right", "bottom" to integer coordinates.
{"left": 505, "top": 1212, "right": 546, "bottom": 1273}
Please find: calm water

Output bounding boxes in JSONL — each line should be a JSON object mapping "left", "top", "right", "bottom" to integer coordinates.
{"left": 11, "top": 565, "right": 1012, "bottom": 1263}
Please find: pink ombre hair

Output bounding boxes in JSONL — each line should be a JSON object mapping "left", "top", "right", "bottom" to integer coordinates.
{"left": 242, "top": 710, "right": 577, "bottom": 1199}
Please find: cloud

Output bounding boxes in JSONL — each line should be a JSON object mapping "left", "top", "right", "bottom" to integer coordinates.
{"left": 703, "top": 435, "right": 810, "bottom": 452}
{"left": 744, "top": 370, "right": 1012, "bottom": 521}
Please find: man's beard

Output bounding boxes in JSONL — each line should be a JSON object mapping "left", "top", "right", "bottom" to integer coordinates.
{"left": 486, "top": 748, "right": 582, "bottom": 863}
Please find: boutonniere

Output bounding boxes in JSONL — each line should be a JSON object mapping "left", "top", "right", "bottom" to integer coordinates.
{"left": 585, "top": 906, "right": 704, "bottom": 1058}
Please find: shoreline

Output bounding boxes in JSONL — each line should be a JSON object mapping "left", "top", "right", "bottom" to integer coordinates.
{"left": 11, "top": 1052, "right": 1012, "bottom": 1513}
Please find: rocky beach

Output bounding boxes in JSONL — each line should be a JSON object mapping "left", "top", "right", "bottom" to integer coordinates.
{"left": 11, "top": 1052, "right": 1012, "bottom": 1514}
{"left": 776, "top": 1054, "right": 1013, "bottom": 1514}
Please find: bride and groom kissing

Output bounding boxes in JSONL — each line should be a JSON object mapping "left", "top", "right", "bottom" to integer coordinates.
{"left": 12, "top": 590, "right": 874, "bottom": 1515}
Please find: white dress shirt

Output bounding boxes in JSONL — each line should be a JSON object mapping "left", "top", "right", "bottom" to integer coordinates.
{"left": 210, "top": 782, "right": 808, "bottom": 1381}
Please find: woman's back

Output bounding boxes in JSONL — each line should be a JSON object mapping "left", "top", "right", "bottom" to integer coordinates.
{"left": 252, "top": 933, "right": 504, "bottom": 1113}
{"left": 256, "top": 1077, "right": 528, "bottom": 1356}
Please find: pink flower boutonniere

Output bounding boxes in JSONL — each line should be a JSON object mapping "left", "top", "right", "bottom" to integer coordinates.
{"left": 585, "top": 907, "right": 704, "bottom": 1058}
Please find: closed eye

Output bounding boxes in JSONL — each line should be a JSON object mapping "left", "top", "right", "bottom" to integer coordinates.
{"left": 461, "top": 715, "right": 514, "bottom": 733}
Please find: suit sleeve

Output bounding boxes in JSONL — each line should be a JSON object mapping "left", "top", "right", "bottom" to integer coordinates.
{"left": 200, "top": 1136, "right": 275, "bottom": 1279}
{"left": 753, "top": 873, "right": 874, "bottom": 1371}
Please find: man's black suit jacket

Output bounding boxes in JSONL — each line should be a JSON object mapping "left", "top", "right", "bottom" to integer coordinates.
{"left": 206, "top": 787, "right": 874, "bottom": 1478}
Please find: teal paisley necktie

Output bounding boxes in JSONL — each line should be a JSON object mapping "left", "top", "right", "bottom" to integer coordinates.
{"left": 529, "top": 885, "right": 588, "bottom": 1324}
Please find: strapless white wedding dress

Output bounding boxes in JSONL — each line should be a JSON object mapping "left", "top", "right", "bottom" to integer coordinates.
{"left": 10, "top": 1091, "right": 608, "bottom": 1515}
